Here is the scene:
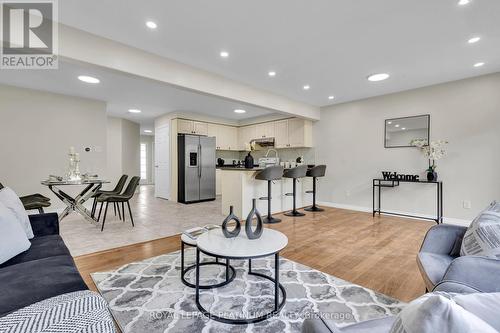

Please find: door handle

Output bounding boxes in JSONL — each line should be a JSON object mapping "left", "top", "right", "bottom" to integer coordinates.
{"left": 198, "top": 144, "right": 202, "bottom": 178}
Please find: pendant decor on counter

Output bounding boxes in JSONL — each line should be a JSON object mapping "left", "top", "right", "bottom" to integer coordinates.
{"left": 245, "top": 199, "right": 263, "bottom": 240}
{"left": 244, "top": 152, "right": 254, "bottom": 169}
{"left": 221, "top": 206, "right": 241, "bottom": 238}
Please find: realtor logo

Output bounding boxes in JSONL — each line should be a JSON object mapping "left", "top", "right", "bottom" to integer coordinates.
{"left": 1, "top": 0, "right": 58, "bottom": 69}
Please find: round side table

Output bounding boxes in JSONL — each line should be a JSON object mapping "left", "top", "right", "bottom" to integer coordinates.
{"left": 180, "top": 233, "right": 236, "bottom": 289}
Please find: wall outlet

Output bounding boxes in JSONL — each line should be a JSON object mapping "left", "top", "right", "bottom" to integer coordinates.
{"left": 94, "top": 146, "right": 103, "bottom": 153}
{"left": 463, "top": 200, "right": 472, "bottom": 209}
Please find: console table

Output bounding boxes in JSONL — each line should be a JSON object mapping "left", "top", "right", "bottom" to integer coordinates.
{"left": 372, "top": 179, "right": 443, "bottom": 224}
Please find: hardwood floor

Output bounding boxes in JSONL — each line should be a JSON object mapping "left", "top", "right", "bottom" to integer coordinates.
{"left": 74, "top": 207, "right": 432, "bottom": 302}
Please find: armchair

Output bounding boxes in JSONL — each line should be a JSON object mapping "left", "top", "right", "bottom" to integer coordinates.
{"left": 417, "top": 224, "right": 500, "bottom": 293}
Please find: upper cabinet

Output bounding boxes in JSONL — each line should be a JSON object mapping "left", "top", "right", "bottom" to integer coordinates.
{"left": 255, "top": 122, "right": 275, "bottom": 139}
{"left": 177, "top": 119, "right": 208, "bottom": 135}
{"left": 177, "top": 117, "right": 312, "bottom": 150}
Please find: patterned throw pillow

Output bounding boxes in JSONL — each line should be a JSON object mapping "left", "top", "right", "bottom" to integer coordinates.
{"left": 389, "top": 292, "right": 499, "bottom": 333}
{"left": 0, "top": 291, "right": 116, "bottom": 333}
{"left": 460, "top": 202, "right": 500, "bottom": 258}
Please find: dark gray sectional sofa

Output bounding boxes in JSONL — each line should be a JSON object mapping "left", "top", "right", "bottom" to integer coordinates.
{"left": 0, "top": 213, "right": 88, "bottom": 317}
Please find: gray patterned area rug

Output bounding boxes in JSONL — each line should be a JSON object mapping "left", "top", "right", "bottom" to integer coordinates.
{"left": 91, "top": 248, "right": 405, "bottom": 333}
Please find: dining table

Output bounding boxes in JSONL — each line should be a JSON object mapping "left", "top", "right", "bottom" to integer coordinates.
{"left": 41, "top": 179, "right": 110, "bottom": 224}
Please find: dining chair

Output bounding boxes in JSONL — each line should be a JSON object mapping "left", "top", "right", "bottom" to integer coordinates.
{"left": 91, "top": 175, "right": 128, "bottom": 219}
{"left": 96, "top": 176, "right": 140, "bottom": 232}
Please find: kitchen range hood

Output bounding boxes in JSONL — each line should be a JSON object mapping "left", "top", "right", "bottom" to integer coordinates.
{"left": 250, "top": 137, "right": 275, "bottom": 148}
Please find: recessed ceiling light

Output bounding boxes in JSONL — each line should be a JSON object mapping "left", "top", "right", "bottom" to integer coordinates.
{"left": 78, "top": 75, "right": 100, "bottom": 84}
{"left": 367, "top": 73, "right": 390, "bottom": 82}
{"left": 303, "top": 85, "right": 310, "bottom": 90}
{"left": 387, "top": 121, "right": 392, "bottom": 124}
{"left": 458, "top": 0, "right": 470, "bottom": 5}
{"left": 474, "top": 62, "right": 485, "bottom": 67}
{"left": 468, "top": 37, "right": 481, "bottom": 44}
{"left": 328, "top": 96, "right": 335, "bottom": 100}
{"left": 220, "top": 51, "right": 229, "bottom": 58}
{"left": 128, "top": 109, "right": 142, "bottom": 113}
{"left": 144, "top": 130, "right": 153, "bottom": 133}
{"left": 402, "top": 127, "right": 406, "bottom": 130}
{"left": 395, "top": 124, "right": 400, "bottom": 128}
{"left": 268, "top": 71, "right": 276, "bottom": 77}
{"left": 145, "top": 21, "right": 157, "bottom": 29}
{"left": 234, "top": 109, "right": 246, "bottom": 114}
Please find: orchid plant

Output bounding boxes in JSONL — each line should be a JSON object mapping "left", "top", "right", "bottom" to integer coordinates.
{"left": 411, "top": 139, "right": 448, "bottom": 172}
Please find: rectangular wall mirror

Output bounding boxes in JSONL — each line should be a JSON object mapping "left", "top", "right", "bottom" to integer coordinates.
{"left": 384, "top": 114, "right": 430, "bottom": 148}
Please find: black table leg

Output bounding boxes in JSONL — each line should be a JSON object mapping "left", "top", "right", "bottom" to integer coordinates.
{"left": 372, "top": 180, "right": 375, "bottom": 217}
{"left": 195, "top": 247, "right": 200, "bottom": 305}
{"left": 275, "top": 253, "right": 279, "bottom": 310}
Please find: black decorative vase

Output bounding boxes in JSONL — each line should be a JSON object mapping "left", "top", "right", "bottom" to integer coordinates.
{"left": 427, "top": 171, "right": 438, "bottom": 181}
{"left": 221, "top": 206, "right": 241, "bottom": 238}
{"left": 245, "top": 199, "right": 263, "bottom": 240}
{"left": 244, "top": 152, "right": 254, "bottom": 169}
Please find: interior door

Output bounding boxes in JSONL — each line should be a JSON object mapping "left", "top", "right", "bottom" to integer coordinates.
{"left": 199, "top": 136, "right": 216, "bottom": 200}
{"left": 154, "top": 125, "right": 170, "bottom": 199}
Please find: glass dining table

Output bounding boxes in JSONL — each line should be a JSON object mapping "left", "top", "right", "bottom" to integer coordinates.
{"left": 41, "top": 179, "right": 110, "bottom": 224}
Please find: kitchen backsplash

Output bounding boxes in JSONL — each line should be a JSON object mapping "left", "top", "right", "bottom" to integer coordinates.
{"left": 216, "top": 148, "right": 315, "bottom": 165}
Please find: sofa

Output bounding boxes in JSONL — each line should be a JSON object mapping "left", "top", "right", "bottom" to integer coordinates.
{"left": 417, "top": 224, "right": 500, "bottom": 293}
{"left": 0, "top": 212, "right": 88, "bottom": 317}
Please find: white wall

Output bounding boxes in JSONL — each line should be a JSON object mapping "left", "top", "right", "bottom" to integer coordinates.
{"left": 140, "top": 135, "right": 155, "bottom": 184}
{"left": 106, "top": 117, "right": 140, "bottom": 186}
{"left": 0, "top": 84, "right": 107, "bottom": 208}
{"left": 315, "top": 73, "right": 500, "bottom": 223}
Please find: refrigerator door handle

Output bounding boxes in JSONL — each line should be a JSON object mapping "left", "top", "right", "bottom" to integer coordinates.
{"left": 198, "top": 144, "right": 202, "bottom": 178}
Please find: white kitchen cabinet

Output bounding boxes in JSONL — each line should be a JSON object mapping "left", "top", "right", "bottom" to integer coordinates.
{"left": 177, "top": 119, "right": 194, "bottom": 134}
{"left": 288, "top": 118, "right": 313, "bottom": 148}
{"left": 255, "top": 122, "right": 275, "bottom": 138}
{"left": 274, "top": 120, "right": 289, "bottom": 148}
{"left": 209, "top": 124, "right": 238, "bottom": 151}
{"left": 238, "top": 125, "right": 256, "bottom": 151}
{"left": 193, "top": 121, "right": 208, "bottom": 135}
{"left": 216, "top": 169, "right": 222, "bottom": 195}
{"left": 177, "top": 119, "right": 208, "bottom": 135}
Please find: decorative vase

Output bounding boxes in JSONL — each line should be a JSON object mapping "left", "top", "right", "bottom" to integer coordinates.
{"left": 221, "top": 206, "right": 241, "bottom": 238}
{"left": 427, "top": 170, "right": 438, "bottom": 181}
{"left": 245, "top": 199, "right": 263, "bottom": 240}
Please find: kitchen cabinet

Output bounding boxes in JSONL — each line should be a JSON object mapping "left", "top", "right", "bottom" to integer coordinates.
{"left": 216, "top": 169, "right": 222, "bottom": 195}
{"left": 274, "top": 120, "right": 289, "bottom": 148}
{"left": 238, "top": 125, "right": 256, "bottom": 151}
{"left": 177, "top": 119, "right": 208, "bottom": 135}
{"left": 288, "top": 118, "right": 313, "bottom": 148}
{"left": 208, "top": 123, "right": 238, "bottom": 151}
{"left": 255, "top": 122, "right": 275, "bottom": 139}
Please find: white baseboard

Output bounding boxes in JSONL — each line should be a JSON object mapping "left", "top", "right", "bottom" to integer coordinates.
{"left": 317, "top": 201, "right": 470, "bottom": 227}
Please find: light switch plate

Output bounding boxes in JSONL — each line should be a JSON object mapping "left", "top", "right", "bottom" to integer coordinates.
{"left": 463, "top": 200, "right": 472, "bottom": 209}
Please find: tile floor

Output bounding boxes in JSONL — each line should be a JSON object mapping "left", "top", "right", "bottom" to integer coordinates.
{"left": 60, "top": 185, "right": 224, "bottom": 256}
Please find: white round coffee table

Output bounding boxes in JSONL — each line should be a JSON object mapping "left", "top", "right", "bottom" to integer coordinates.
{"left": 195, "top": 228, "right": 288, "bottom": 324}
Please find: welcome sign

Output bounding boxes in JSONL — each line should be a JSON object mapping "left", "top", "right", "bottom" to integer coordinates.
{"left": 381, "top": 171, "right": 419, "bottom": 182}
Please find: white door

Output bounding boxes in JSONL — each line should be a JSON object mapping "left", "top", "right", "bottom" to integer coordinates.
{"left": 155, "top": 125, "right": 170, "bottom": 199}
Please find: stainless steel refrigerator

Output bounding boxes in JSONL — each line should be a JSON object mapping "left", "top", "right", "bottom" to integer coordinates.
{"left": 177, "top": 134, "right": 216, "bottom": 203}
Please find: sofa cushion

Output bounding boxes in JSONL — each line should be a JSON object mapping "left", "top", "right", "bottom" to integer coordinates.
{"left": 0, "top": 290, "right": 116, "bottom": 333}
{"left": 460, "top": 208, "right": 500, "bottom": 258}
{"left": 389, "top": 292, "right": 499, "bottom": 333}
{"left": 0, "top": 187, "right": 34, "bottom": 239}
{"left": 0, "top": 202, "right": 31, "bottom": 265}
{"left": 342, "top": 317, "right": 396, "bottom": 333}
{"left": 0, "top": 234, "right": 70, "bottom": 269}
{"left": 416, "top": 253, "right": 454, "bottom": 289}
{"left": 0, "top": 255, "right": 88, "bottom": 317}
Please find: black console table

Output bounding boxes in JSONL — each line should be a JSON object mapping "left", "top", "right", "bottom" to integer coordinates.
{"left": 372, "top": 179, "right": 443, "bottom": 224}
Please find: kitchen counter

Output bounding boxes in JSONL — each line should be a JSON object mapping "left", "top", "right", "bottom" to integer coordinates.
{"left": 219, "top": 167, "right": 312, "bottom": 218}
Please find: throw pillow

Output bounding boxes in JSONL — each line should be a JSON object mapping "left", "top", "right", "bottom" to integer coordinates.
{"left": 0, "top": 202, "right": 31, "bottom": 265}
{"left": 460, "top": 207, "right": 500, "bottom": 258}
{"left": 389, "top": 292, "right": 498, "bottom": 333}
{"left": 0, "top": 187, "right": 34, "bottom": 239}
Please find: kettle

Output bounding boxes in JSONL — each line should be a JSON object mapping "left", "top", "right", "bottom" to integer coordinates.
{"left": 244, "top": 152, "right": 254, "bottom": 169}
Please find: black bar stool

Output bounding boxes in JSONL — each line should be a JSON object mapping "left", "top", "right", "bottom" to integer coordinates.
{"left": 255, "top": 165, "right": 284, "bottom": 224}
{"left": 304, "top": 165, "right": 327, "bottom": 212}
{"left": 283, "top": 165, "right": 308, "bottom": 217}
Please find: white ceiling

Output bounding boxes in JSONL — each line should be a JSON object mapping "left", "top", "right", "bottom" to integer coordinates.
{"left": 0, "top": 60, "right": 280, "bottom": 133}
{"left": 57, "top": 0, "right": 500, "bottom": 107}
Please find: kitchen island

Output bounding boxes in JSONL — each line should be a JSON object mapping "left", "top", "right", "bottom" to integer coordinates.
{"left": 219, "top": 167, "right": 312, "bottom": 218}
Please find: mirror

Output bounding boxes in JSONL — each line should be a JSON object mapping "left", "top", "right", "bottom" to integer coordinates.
{"left": 384, "top": 115, "right": 430, "bottom": 148}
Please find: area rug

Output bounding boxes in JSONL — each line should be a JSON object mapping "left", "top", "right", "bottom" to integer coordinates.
{"left": 91, "top": 248, "right": 405, "bottom": 332}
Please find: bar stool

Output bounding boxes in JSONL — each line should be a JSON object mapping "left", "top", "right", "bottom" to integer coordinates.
{"left": 283, "top": 165, "right": 308, "bottom": 217}
{"left": 304, "top": 165, "right": 327, "bottom": 212}
{"left": 255, "top": 165, "right": 284, "bottom": 224}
